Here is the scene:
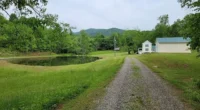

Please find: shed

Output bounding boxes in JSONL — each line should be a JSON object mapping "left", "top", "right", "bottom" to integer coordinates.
{"left": 156, "top": 37, "right": 191, "bottom": 53}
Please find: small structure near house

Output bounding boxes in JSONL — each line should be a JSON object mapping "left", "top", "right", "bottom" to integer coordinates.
{"left": 114, "top": 47, "right": 120, "bottom": 51}
{"left": 156, "top": 37, "right": 191, "bottom": 53}
{"left": 138, "top": 48, "right": 142, "bottom": 54}
{"left": 152, "top": 46, "right": 156, "bottom": 52}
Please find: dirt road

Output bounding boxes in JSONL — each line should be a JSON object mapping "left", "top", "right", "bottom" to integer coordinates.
{"left": 96, "top": 57, "right": 184, "bottom": 110}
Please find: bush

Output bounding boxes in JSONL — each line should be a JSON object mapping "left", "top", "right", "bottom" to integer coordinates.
{"left": 191, "top": 91, "right": 200, "bottom": 102}
{"left": 193, "top": 79, "right": 200, "bottom": 89}
{"left": 0, "top": 48, "right": 20, "bottom": 57}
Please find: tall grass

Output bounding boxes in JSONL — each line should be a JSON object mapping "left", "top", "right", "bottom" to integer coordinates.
{"left": 0, "top": 48, "right": 20, "bottom": 57}
{"left": 136, "top": 53, "right": 200, "bottom": 109}
{"left": 0, "top": 55, "right": 125, "bottom": 110}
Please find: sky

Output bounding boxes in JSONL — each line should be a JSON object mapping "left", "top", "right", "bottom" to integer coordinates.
{"left": 2, "top": 0, "right": 191, "bottom": 32}
{"left": 45, "top": 0, "right": 192, "bottom": 32}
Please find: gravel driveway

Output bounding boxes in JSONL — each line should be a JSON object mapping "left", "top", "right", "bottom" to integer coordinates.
{"left": 96, "top": 57, "right": 184, "bottom": 110}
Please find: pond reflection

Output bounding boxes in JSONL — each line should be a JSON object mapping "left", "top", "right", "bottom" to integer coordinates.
{"left": 9, "top": 56, "right": 100, "bottom": 66}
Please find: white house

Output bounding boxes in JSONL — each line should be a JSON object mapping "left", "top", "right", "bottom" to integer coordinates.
{"left": 138, "top": 40, "right": 153, "bottom": 54}
{"left": 156, "top": 37, "right": 191, "bottom": 53}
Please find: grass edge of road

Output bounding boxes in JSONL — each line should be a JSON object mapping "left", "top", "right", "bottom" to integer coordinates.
{"left": 61, "top": 55, "right": 126, "bottom": 110}
{"left": 0, "top": 52, "right": 126, "bottom": 110}
{"left": 135, "top": 53, "right": 200, "bottom": 110}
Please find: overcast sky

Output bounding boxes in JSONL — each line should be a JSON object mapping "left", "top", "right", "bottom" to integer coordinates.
{"left": 4, "top": 0, "right": 185, "bottom": 32}
{"left": 46, "top": 0, "right": 192, "bottom": 32}
{"left": 2, "top": 0, "right": 191, "bottom": 32}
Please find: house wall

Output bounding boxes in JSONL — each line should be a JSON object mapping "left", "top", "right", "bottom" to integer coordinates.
{"left": 142, "top": 42, "right": 152, "bottom": 53}
{"left": 156, "top": 42, "right": 191, "bottom": 53}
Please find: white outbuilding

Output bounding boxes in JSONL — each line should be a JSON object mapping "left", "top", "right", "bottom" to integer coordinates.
{"left": 142, "top": 40, "right": 152, "bottom": 53}
{"left": 155, "top": 37, "right": 191, "bottom": 53}
{"left": 138, "top": 40, "right": 153, "bottom": 54}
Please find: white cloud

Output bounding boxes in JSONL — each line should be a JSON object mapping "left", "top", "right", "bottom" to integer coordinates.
{"left": 46, "top": 0, "right": 191, "bottom": 31}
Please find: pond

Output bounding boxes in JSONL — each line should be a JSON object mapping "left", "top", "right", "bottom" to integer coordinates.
{"left": 8, "top": 56, "right": 100, "bottom": 66}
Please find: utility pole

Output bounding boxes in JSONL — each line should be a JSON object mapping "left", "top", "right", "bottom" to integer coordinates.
{"left": 114, "top": 36, "right": 116, "bottom": 56}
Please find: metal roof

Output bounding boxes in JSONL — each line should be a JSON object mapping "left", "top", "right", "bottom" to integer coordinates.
{"left": 156, "top": 37, "right": 191, "bottom": 43}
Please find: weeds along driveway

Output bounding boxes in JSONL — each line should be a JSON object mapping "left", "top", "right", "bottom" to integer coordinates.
{"left": 96, "top": 57, "right": 185, "bottom": 110}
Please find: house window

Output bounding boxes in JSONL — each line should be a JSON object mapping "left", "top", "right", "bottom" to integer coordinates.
{"left": 145, "top": 48, "right": 149, "bottom": 51}
{"left": 145, "top": 44, "right": 149, "bottom": 47}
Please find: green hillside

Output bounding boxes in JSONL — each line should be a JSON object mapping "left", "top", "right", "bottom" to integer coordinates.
{"left": 74, "top": 28, "right": 124, "bottom": 36}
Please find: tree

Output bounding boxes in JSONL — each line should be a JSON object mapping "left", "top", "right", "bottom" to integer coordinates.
{"left": 0, "top": 15, "right": 11, "bottom": 48}
{"left": 1, "top": 22, "right": 36, "bottom": 52}
{"left": 93, "top": 33, "right": 113, "bottom": 50}
{"left": 154, "top": 24, "right": 170, "bottom": 37}
{"left": 0, "top": 0, "right": 48, "bottom": 16}
{"left": 178, "top": 0, "right": 200, "bottom": 12}
{"left": 153, "top": 14, "right": 170, "bottom": 39}
{"left": 42, "top": 14, "right": 58, "bottom": 27}
{"left": 94, "top": 33, "right": 105, "bottom": 50}
{"left": 178, "top": 0, "right": 200, "bottom": 56}
{"left": 181, "top": 14, "right": 200, "bottom": 52}
{"left": 122, "top": 30, "right": 141, "bottom": 54}
{"left": 9, "top": 13, "right": 18, "bottom": 22}
{"left": 80, "top": 30, "right": 91, "bottom": 55}
{"left": 158, "top": 14, "right": 169, "bottom": 25}
{"left": 126, "top": 35, "right": 134, "bottom": 54}
{"left": 169, "top": 19, "right": 183, "bottom": 37}
{"left": 0, "top": 13, "right": 7, "bottom": 23}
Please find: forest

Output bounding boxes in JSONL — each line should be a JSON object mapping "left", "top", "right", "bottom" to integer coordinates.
{"left": 0, "top": 0, "right": 199, "bottom": 55}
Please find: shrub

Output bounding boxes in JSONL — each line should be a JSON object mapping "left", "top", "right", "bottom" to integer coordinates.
{"left": 191, "top": 91, "right": 200, "bottom": 102}
{"left": 193, "top": 79, "right": 200, "bottom": 89}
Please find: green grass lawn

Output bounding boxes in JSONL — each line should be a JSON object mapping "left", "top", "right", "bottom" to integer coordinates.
{"left": 89, "top": 50, "right": 115, "bottom": 55}
{"left": 136, "top": 52, "right": 200, "bottom": 109}
{"left": 89, "top": 50, "right": 128, "bottom": 57}
{"left": 0, "top": 52, "right": 126, "bottom": 110}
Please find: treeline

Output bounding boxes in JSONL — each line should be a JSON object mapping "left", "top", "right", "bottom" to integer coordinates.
{"left": 0, "top": 13, "right": 199, "bottom": 55}
{"left": 0, "top": 13, "right": 94, "bottom": 54}
{"left": 95, "top": 14, "right": 199, "bottom": 54}
{"left": 0, "top": 0, "right": 200, "bottom": 55}
{"left": 0, "top": 13, "right": 120, "bottom": 54}
{"left": 95, "top": 13, "right": 200, "bottom": 54}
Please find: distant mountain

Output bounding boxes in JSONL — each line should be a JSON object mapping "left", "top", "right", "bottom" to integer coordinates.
{"left": 74, "top": 28, "right": 124, "bottom": 36}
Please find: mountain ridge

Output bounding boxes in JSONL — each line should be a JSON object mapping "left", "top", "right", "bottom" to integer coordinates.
{"left": 74, "top": 28, "right": 124, "bottom": 36}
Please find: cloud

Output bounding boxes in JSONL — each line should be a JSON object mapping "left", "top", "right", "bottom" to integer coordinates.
{"left": 46, "top": 0, "right": 191, "bottom": 31}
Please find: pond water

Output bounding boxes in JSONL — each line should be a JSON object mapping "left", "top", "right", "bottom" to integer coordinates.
{"left": 8, "top": 56, "right": 100, "bottom": 66}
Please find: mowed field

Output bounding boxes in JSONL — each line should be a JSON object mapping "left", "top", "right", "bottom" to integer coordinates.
{"left": 0, "top": 51, "right": 126, "bottom": 110}
{"left": 1, "top": 51, "right": 199, "bottom": 110}
{"left": 136, "top": 52, "right": 200, "bottom": 109}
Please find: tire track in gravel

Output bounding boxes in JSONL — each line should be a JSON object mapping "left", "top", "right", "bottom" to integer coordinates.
{"left": 96, "top": 57, "right": 185, "bottom": 110}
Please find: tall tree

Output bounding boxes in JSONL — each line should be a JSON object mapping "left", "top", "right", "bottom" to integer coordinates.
{"left": 80, "top": 30, "right": 91, "bottom": 55}
{"left": 179, "top": 0, "right": 200, "bottom": 12}
{"left": 153, "top": 14, "right": 170, "bottom": 38}
{"left": 0, "top": 0, "right": 48, "bottom": 16}
{"left": 178, "top": 0, "right": 200, "bottom": 56}
{"left": 122, "top": 30, "right": 143, "bottom": 54}
{"left": 181, "top": 14, "right": 200, "bottom": 52}
{"left": 158, "top": 14, "right": 169, "bottom": 25}
{"left": 169, "top": 19, "right": 183, "bottom": 37}
{"left": 9, "top": 13, "right": 18, "bottom": 22}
